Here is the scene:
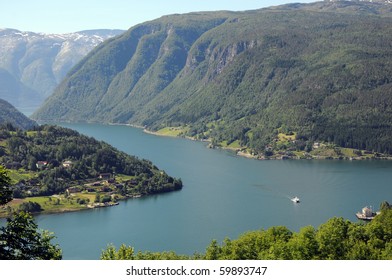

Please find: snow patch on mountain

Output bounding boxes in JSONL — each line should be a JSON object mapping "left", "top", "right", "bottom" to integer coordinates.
{"left": 0, "top": 28, "right": 124, "bottom": 112}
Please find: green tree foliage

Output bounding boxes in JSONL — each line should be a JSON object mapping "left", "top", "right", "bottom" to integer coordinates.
{"left": 101, "top": 244, "right": 192, "bottom": 260}
{"left": 315, "top": 217, "right": 350, "bottom": 260}
{"left": 100, "top": 195, "right": 112, "bottom": 204}
{"left": 101, "top": 205, "right": 392, "bottom": 260}
{"left": 18, "top": 201, "right": 43, "bottom": 213}
{"left": 94, "top": 193, "right": 101, "bottom": 203}
{"left": 0, "top": 166, "right": 62, "bottom": 259}
{"left": 288, "top": 226, "right": 319, "bottom": 260}
{"left": 0, "top": 212, "right": 62, "bottom": 260}
{"left": 204, "top": 239, "right": 221, "bottom": 260}
{"left": 0, "top": 166, "right": 12, "bottom": 205}
{"left": 101, "top": 244, "right": 135, "bottom": 260}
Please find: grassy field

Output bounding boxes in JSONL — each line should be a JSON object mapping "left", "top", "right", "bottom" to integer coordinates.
{"left": 340, "top": 148, "right": 357, "bottom": 158}
{"left": 219, "top": 140, "right": 243, "bottom": 150}
{"left": 0, "top": 195, "right": 88, "bottom": 218}
{"left": 156, "top": 127, "right": 189, "bottom": 137}
{"left": 115, "top": 174, "right": 135, "bottom": 182}
{"left": 278, "top": 133, "right": 296, "bottom": 142}
{"left": 7, "top": 169, "right": 37, "bottom": 184}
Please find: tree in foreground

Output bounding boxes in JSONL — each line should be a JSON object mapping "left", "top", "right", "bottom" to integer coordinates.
{"left": 0, "top": 165, "right": 12, "bottom": 205}
{"left": 0, "top": 166, "right": 62, "bottom": 259}
{"left": 101, "top": 244, "right": 194, "bottom": 260}
{"left": 101, "top": 203, "right": 392, "bottom": 260}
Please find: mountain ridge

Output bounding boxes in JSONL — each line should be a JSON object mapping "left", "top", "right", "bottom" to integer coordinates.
{"left": 33, "top": 1, "right": 392, "bottom": 154}
{"left": 0, "top": 28, "right": 124, "bottom": 113}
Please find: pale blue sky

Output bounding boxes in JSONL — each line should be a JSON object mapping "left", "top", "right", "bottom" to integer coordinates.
{"left": 2, "top": 0, "right": 316, "bottom": 34}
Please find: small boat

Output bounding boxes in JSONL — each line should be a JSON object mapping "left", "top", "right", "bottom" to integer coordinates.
{"left": 291, "top": 196, "right": 300, "bottom": 203}
{"left": 356, "top": 206, "right": 378, "bottom": 221}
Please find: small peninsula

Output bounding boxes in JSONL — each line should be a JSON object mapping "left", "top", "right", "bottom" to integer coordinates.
{"left": 0, "top": 124, "right": 182, "bottom": 217}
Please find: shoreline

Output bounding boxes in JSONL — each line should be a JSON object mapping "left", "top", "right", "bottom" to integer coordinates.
{"left": 0, "top": 194, "right": 147, "bottom": 219}
{"left": 43, "top": 121, "right": 392, "bottom": 161}
{"left": 0, "top": 205, "right": 91, "bottom": 219}
{"left": 141, "top": 127, "right": 392, "bottom": 161}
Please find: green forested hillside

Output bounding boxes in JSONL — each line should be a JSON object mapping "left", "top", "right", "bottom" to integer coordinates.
{"left": 33, "top": 1, "right": 392, "bottom": 154}
{"left": 0, "top": 125, "right": 182, "bottom": 200}
{"left": 0, "top": 98, "right": 37, "bottom": 130}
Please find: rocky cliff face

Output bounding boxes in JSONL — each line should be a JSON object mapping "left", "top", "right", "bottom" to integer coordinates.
{"left": 0, "top": 28, "right": 124, "bottom": 113}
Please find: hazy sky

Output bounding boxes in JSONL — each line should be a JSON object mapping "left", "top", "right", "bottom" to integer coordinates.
{"left": 1, "top": 0, "right": 317, "bottom": 34}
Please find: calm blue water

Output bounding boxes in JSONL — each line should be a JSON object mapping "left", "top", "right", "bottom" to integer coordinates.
{"left": 4, "top": 123, "right": 392, "bottom": 259}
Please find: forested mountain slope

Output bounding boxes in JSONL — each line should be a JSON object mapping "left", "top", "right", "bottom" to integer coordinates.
{"left": 0, "top": 98, "right": 37, "bottom": 130}
{"left": 33, "top": 1, "right": 392, "bottom": 154}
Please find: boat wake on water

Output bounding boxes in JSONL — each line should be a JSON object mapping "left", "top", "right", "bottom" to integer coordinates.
{"left": 253, "top": 184, "right": 300, "bottom": 203}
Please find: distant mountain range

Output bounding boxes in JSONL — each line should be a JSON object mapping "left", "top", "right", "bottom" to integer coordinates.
{"left": 0, "top": 28, "right": 124, "bottom": 114}
{"left": 325, "top": 0, "right": 392, "bottom": 3}
{"left": 33, "top": 1, "right": 392, "bottom": 154}
{"left": 0, "top": 98, "right": 37, "bottom": 130}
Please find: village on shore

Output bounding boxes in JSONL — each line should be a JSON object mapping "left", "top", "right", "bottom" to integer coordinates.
{"left": 146, "top": 126, "right": 392, "bottom": 161}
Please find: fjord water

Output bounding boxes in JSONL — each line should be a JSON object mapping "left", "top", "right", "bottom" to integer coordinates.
{"left": 35, "top": 123, "right": 391, "bottom": 259}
